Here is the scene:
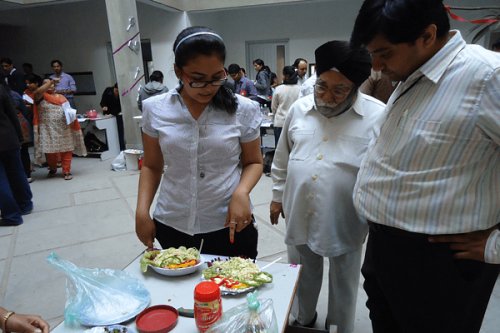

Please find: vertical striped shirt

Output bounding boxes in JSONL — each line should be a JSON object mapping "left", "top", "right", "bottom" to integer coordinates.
{"left": 353, "top": 30, "right": 500, "bottom": 234}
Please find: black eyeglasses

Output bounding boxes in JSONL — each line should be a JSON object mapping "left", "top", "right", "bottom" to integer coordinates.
{"left": 183, "top": 74, "right": 228, "bottom": 88}
{"left": 314, "top": 83, "right": 353, "bottom": 99}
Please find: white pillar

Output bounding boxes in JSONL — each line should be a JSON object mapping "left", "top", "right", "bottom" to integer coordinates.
{"left": 105, "top": 0, "right": 145, "bottom": 149}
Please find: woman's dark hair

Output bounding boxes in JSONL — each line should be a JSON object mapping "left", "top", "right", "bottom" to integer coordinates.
{"left": 253, "top": 59, "right": 264, "bottom": 67}
{"left": 173, "top": 26, "right": 237, "bottom": 114}
{"left": 25, "top": 74, "right": 42, "bottom": 86}
{"left": 282, "top": 66, "right": 298, "bottom": 85}
{"left": 253, "top": 59, "right": 271, "bottom": 74}
{"left": 350, "top": 0, "right": 450, "bottom": 47}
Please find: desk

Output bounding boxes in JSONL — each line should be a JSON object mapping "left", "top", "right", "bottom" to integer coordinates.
{"left": 79, "top": 116, "right": 120, "bottom": 161}
{"left": 52, "top": 255, "right": 300, "bottom": 333}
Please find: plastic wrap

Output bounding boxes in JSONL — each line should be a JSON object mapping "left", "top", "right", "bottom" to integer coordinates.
{"left": 207, "top": 291, "right": 278, "bottom": 333}
{"left": 47, "top": 252, "right": 150, "bottom": 326}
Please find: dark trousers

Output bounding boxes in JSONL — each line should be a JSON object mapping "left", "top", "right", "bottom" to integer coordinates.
{"left": 20, "top": 143, "right": 31, "bottom": 177}
{"left": 362, "top": 222, "right": 499, "bottom": 333}
{"left": 154, "top": 219, "right": 258, "bottom": 259}
{"left": 0, "top": 148, "right": 33, "bottom": 224}
{"left": 273, "top": 126, "right": 282, "bottom": 147}
{"left": 116, "top": 114, "right": 125, "bottom": 151}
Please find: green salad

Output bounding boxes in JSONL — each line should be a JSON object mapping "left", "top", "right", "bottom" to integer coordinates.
{"left": 202, "top": 257, "right": 273, "bottom": 289}
{"left": 140, "top": 246, "right": 200, "bottom": 272}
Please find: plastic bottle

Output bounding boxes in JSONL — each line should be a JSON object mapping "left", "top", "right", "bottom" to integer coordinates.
{"left": 194, "top": 281, "right": 222, "bottom": 332}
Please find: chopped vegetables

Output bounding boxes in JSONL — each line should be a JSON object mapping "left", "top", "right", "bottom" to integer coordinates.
{"left": 202, "top": 257, "right": 273, "bottom": 289}
{"left": 140, "top": 247, "right": 200, "bottom": 272}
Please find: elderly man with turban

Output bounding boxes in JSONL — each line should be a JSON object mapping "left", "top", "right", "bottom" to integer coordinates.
{"left": 269, "top": 41, "right": 386, "bottom": 332}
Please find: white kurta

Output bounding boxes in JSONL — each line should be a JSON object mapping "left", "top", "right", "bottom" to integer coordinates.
{"left": 272, "top": 93, "right": 386, "bottom": 257}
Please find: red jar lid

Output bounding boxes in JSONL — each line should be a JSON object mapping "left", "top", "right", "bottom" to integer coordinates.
{"left": 194, "top": 281, "right": 220, "bottom": 302}
{"left": 136, "top": 305, "right": 178, "bottom": 333}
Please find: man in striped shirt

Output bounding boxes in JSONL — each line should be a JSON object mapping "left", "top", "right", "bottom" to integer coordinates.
{"left": 350, "top": 1, "right": 499, "bottom": 333}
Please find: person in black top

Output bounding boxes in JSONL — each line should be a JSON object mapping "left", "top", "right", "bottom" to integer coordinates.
{"left": 1, "top": 58, "right": 26, "bottom": 95}
{"left": 0, "top": 83, "right": 33, "bottom": 226}
{"left": 100, "top": 83, "right": 125, "bottom": 150}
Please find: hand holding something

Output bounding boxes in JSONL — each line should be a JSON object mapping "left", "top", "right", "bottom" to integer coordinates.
{"left": 5, "top": 312, "right": 50, "bottom": 333}
{"left": 428, "top": 227, "right": 495, "bottom": 262}
{"left": 135, "top": 211, "right": 156, "bottom": 249}
{"left": 269, "top": 201, "right": 284, "bottom": 225}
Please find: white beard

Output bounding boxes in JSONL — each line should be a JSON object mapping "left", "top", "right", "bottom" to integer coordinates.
{"left": 314, "top": 90, "right": 357, "bottom": 118}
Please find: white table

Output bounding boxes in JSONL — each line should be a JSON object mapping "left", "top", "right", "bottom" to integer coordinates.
{"left": 79, "top": 116, "right": 120, "bottom": 161}
{"left": 52, "top": 254, "right": 301, "bottom": 333}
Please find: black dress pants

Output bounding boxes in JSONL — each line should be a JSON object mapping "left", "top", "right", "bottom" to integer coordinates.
{"left": 362, "top": 222, "right": 499, "bottom": 333}
{"left": 154, "top": 219, "right": 258, "bottom": 259}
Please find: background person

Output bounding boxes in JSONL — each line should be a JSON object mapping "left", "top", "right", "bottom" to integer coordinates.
{"left": 271, "top": 65, "right": 300, "bottom": 145}
{"left": 252, "top": 58, "right": 272, "bottom": 98}
{"left": 34, "top": 79, "right": 86, "bottom": 180}
{"left": 49, "top": 59, "right": 76, "bottom": 108}
{"left": 1, "top": 57, "right": 26, "bottom": 95}
{"left": 292, "top": 57, "right": 308, "bottom": 85}
{"left": 228, "top": 63, "right": 257, "bottom": 98}
{"left": 137, "top": 70, "right": 169, "bottom": 112}
{"left": 270, "top": 41, "right": 386, "bottom": 332}
{"left": 0, "top": 83, "right": 33, "bottom": 226}
{"left": 136, "top": 26, "right": 263, "bottom": 259}
{"left": 350, "top": 0, "right": 500, "bottom": 332}
{"left": 100, "top": 83, "right": 125, "bottom": 151}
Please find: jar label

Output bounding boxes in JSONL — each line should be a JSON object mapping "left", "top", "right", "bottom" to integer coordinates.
{"left": 194, "top": 299, "right": 222, "bottom": 332}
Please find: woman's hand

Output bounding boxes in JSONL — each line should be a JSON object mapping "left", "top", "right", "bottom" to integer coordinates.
{"left": 135, "top": 210, "right": 156, "bottom": 249}
{"left": 4, "top": 312, "right": 50, "bottom": 333}
{"left": 225, "top": 189, "right": 252, "bottom": 243}
{"left": 270, "top": 201, "right": 284, "bottom": 225}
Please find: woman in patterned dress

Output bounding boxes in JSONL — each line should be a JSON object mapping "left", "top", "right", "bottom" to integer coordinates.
{"left": 33, "top": 79, "right": 86, "bottom": 180}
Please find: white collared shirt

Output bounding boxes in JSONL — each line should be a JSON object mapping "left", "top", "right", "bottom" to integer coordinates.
{"left": 353, "top": 31, "right": 500, "bottom": 238}
{"left": 142, "top": 89, "right": 262, "bottom": 235}
{"left": 272, "top": 93, "right": 386, "bottom": 257}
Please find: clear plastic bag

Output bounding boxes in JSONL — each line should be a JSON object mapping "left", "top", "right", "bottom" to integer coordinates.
{"left": 47, "top": 252, "right": 150, "bottom": 326}
{"left": 111, "top": 151, "right": 127, "bottom": 171}
{"left": 207, "top": 291, "right": 278, "bottom": 333}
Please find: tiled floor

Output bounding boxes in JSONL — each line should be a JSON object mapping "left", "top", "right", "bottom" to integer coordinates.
{"left": 0, "top": 156, "right": 498, "bottom": 332}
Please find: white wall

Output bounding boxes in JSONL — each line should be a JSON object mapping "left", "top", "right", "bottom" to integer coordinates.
{"left": 189, "top": 0, "right": 364, "bottom": 75}
{"left": 0, "top": 0, "right": 498, "bottom": 108}
{"left": 136, "top": 3, "right": 189, "bottom": 90}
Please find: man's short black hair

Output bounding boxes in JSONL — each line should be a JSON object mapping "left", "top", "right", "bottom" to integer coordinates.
{"left": 149, "top": 70, "right": 164, "bottom": 82}
{"left": 0, "top": 57, "right": 13, "bottom": 65}
{"left": 227, "top": 64, "right": 241, "bottom": 75}
{"left": 350, "top": 0, "right": 450, "bottom": 48}
{"left": 50, "top": 59, "right": 63, "bottom": 67}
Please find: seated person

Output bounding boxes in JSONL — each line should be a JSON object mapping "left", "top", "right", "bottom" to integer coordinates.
{"left": 228, "top": 64, "right": 258, "bottom": 98}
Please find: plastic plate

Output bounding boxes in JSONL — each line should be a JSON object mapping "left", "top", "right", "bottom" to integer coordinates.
{"left": 149, "top": 260, "right": 204, "bottom": 277}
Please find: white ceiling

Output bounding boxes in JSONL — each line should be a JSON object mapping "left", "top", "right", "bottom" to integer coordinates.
{"left": 0, "top": 0, "right": 331, "bottom": 12}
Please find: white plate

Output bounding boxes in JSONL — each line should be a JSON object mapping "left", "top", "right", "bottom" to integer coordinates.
{"left": 85, "top": 325, "right": 137, "bottom": 333}
{"left": 218, "top": 284, "right": 256, "bottom": 296}
{"left": 149, "top": 260, "right": 204, "bottom": 277}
